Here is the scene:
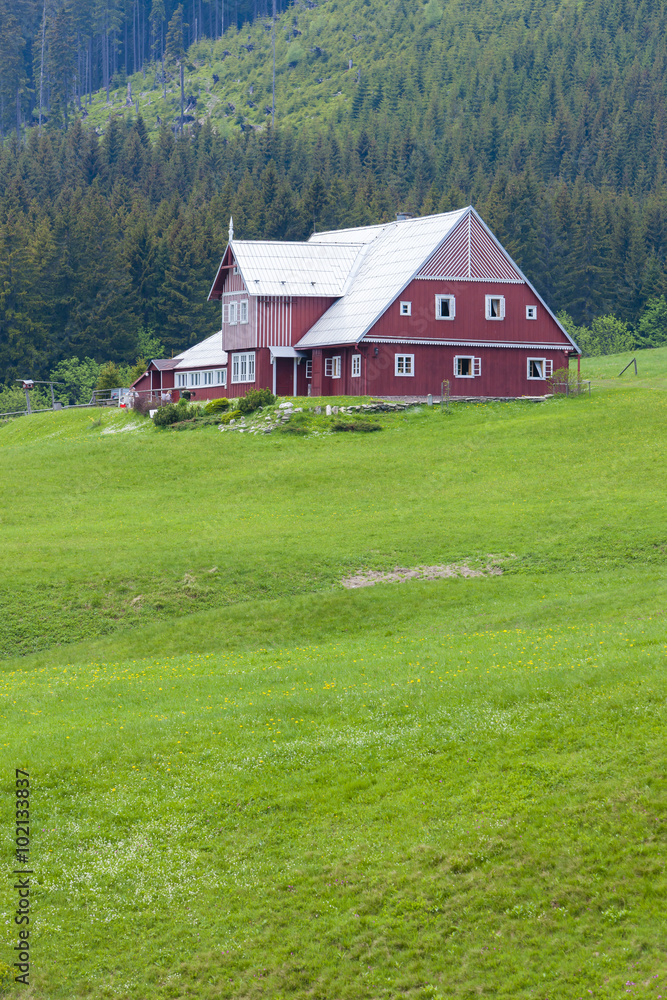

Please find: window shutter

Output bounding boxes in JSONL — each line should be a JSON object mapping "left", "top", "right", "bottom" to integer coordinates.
{"left": 545, "top": 359, "right": 553, "bottom": 378}
{"left": 473, "top": 357, "right": 482, "bottom": 377}
{"left": 222, "top": 304, "right": 227, "bottom": 323}
{"left": 453, "top": 357, "right": 458, "bottom": 377}
{"left": 500, "top": 297, "right": 506, "bottom": 320}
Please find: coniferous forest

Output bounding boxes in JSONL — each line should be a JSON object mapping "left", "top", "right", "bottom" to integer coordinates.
{"left": 3, "top": 0, "right": 667, "bottom": 390}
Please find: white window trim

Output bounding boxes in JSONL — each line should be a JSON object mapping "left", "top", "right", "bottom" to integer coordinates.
{"left": 399, "top": 301, "right": 412, "bottom": 316}
{"left": 178, "top": 369, "right": 228, "bottom": 388}
{"left": 231, "top": 351, "right": 256, "bottom": 384}
{"left": 305, "top": 360, "right": 312, "bottom": 379}
{"left": 240, "top": 299, "right": 249, "bottom": 324}
{"left": 228, "top": 301, "right": 238, "bottom": 325}
{"left": 526, "top": 305, "right": 537, "bottom": 320}
{"left": 325, "top": 356, "right": 341, "bottom": 378}
{"left": 527, "top": 357, "right": 553, "bottom": 380}
{"left": 351, "top": 354, "right": 361, "bottom": 378}
{"left": 485, "top": 295, "right": 505, "bottom": 320}
{"left": 395, "top": 354, "right": 415, "bottom": 376}
{"left": 435, "top": 294, "right": 455, "bottom": 320}
{"left": 454, "top": 355, "right": 481, "bottom": 378}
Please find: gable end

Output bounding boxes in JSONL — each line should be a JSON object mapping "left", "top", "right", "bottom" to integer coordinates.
{"left": 417, "top": 210, "right": 523, "bottom": 283}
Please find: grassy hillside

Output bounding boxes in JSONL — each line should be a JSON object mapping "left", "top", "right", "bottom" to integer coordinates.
{"left": 580, "top": 344, "right": 667, "bottom": 382}
{"left": 1, "top": 372, "right": 666, "bottom": 998}
{"left": 0, "top": 378, "right": 665, "bottom": 659}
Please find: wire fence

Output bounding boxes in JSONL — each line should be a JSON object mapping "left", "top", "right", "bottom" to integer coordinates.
{"left": 550, "top": 379, "right": 592, "bottom": 396}
{"left": 0, "top": 387, "right": 179, "bottom": 421}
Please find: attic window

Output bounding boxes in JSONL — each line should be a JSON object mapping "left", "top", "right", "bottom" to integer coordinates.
{"left": 435, "top": 295, "right": 455, "bottom": 320}
{"left": 240, "top": 300, "right": 248, "bottom": 324}
{"left": 526, "top": 305, "right": 537, "bottom": 320}
{"left": 233, "top": 266, "right": 239, "bottom": 275}
{"left": 399, "top": 301, "right": 412, "bottom": 316}
{"left": 486, "top": 295, "right": 505, "bottom": 320}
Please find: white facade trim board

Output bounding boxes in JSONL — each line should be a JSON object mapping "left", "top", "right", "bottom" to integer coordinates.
{"left": 415, "top": 275, "right": 523, "bottom": 284}
{"left": 364, "top": 337, "right": 572, "bottom": 350}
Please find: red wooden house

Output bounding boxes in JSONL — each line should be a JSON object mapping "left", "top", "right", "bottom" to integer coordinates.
{"left": 131, "top": 331, "right": 229, "bottom": 401}
{"left": 203, "top": 206, "right": 579, "bottom": 399}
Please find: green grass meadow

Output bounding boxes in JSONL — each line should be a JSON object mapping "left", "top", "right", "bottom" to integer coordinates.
{"left": 1, "top": 350, "right": 666, "bottom": 999}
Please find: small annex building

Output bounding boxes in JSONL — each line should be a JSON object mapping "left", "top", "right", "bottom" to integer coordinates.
{"left": 131, "top": 330, "right": 229, "bottom": 401}
{"left": 207, "top": 206, "right": 580, "bottom": 399}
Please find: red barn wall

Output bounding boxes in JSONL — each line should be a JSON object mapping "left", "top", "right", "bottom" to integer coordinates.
{"left": 369, "top": 278, "right": 571, "bottom": 348}
{"left": 310, "top": 344, "right": 569, "bottom": 397}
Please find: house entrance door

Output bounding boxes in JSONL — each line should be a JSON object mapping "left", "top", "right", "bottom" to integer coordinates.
{"left": 275, "top": 358, "right": 294, "bottom": 396}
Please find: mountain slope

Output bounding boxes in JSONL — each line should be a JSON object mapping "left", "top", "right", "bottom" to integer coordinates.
{"left": 83, "top": 0, "right": 667, "bottom": 195}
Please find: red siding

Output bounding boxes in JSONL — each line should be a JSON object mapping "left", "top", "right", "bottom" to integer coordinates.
{"left": 289, "top": 297, "right": 337, "bottom": 345}
{"left": 360, "top": 342, "right": 570, "bottom": 397}
{"left": 222, "top": 295, "right": 336, "bottom": 352}
{"left": 418, "top": 211, "right": 523, "bottom": 282}
{"left": 369, "top": 279, "right": 571, "bottom": 348}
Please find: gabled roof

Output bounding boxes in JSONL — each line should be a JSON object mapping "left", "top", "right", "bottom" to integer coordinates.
{"left": 173, "top": 331, "right": 228, "bottom": 369}
{"left": 209, "top": 240, "right": 365, "bottom": 299}
{"left": 150, "top": 358, "right": 180, "bottom": 371}
{"left": 295, "top": 209, "right": 468, "bottom": 348}
{"left": 309, "top": 221, "right": 394, "bottom": 246}
{"left": 417, "top": 210, "right": 522, "bottom": 282}
{"left": 295, "top": 207, "right": 579, "bottom": 352}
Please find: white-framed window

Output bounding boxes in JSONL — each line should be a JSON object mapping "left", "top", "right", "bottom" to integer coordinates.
{"left": 526, "top": 305, "right": 537, "bottom": 320}
{"left": 399, "top": 301, "right": 412, "bottom": 316}
{"left": 203, "top": 371, "right": 214, "bottom": 385}
{"left": 216, "top": 369, "right": 227, "bottom": 386}
{"left": 324, "top": 356, "right": 341, "bottom": 378}
{"left": 189, "top": 372, "right": 201, "bottom": 386}
{"left": 454, "top": 356, "right": 481, "bottom": 378}
{"left": 527, "top": 358, "right": 553, "bottom": 380}
{"left": 435, "top": 294, "right": 455, "bottom": 320}
{"left": 240, "top": 299, "right": 249, "bottom": 324}
{"left": 176, "top": 372, "right": 187, "bottom": 387}
{"left": 305, "top": 360, "right": 312, "bottom": 379}
{"left": 231, "top": 351, "right": 255, "bottom": 384}
{"left": 351, "top": 354, "right": 361, "bottom": 378}
{"left": 229, "top": 301, "right": 238, "bottom": 325}
{"left": 485, "top": 295, "right": 505, "bottom": 320}
{"left": 395, "top": 354, "right": 414, "bottom": 376}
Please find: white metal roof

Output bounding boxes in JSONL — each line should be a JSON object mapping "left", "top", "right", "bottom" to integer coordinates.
{"left": 268, "top": 346, "right": 308, "bottom": 358}
{"left": 296, "top": 209, "right": 468, "bottom": 348}
{"left": 230, "top": 240, "right": 365, "bottom": 297}
{"left": 173, "top": 331, "right": 228, "bottom": 369}
{"left": 309, "top": 221, "right": 394, "bottom": 245}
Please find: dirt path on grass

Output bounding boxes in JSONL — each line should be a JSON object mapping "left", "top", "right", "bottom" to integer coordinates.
{"left": 341, "top": 561, "right": 504, "bottom": 588}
